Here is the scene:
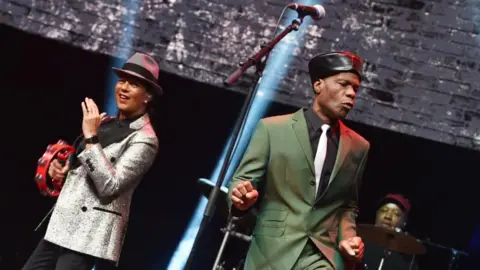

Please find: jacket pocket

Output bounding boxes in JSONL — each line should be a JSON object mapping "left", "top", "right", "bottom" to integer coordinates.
{"left": 254, "top": 210, "right": 288, "bottom": 237}
{"left": 93, "top": 207, "right": 122, "bottom": 217}
{"left": 257, "top": 209, "right": 288, "bottom": 227}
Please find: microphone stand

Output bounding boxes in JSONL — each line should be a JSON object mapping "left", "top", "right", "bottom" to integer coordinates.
{"left": 184, "top": 17, "right": 304, "bottom": 269}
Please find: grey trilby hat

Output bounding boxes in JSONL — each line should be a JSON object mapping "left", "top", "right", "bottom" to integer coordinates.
{"left": 112, "top": 52, "right": 163, "bottom": 96}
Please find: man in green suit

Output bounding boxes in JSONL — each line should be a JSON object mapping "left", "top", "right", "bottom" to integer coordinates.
{"left": 228, "top": 51, "right": 370, "bottom": 270}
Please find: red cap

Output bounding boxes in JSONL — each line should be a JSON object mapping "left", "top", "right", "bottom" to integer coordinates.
{"left": 379, "top": 193, "right": 411, "bottom": 213}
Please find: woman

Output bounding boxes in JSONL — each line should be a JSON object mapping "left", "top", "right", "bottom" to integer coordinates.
{"left": 24, "top": 52, "right": 162, "bottom": 270}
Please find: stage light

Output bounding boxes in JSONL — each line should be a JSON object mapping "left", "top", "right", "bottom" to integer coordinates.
{"left": 103, "top": 1, "right": 141, "bottom": 116}
{"left": 96, "top": 1, "right": 140, "bottom": 270}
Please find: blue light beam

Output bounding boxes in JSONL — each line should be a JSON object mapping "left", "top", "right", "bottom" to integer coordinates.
{"left": 94, "top": 1, "right": 140, "bottom": 268}
{"left": 104, "top": 1, "right": 141, "bottom": 116}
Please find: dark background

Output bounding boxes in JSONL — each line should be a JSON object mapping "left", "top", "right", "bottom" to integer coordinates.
{"left": 0, "top": 23, "right": 479, "bottom": 269}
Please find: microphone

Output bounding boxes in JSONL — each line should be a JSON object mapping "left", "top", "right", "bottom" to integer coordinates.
{"left": 287, "top": 3, "right": 326, "bottom": 21}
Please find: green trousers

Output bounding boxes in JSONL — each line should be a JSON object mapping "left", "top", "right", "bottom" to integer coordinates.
{"left": 292, "top": 240, "right": 334, "bottom": 270}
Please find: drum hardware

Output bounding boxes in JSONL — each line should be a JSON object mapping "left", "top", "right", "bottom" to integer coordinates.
{"left": 357, "top": 224, "right": 426, "bottom": 270}
{"left": 357, "top": 224, "right": 426, "bottom": 256}
{"left": 213, "top": 215, "right": 248, "bottom": 270}
{"left": 377, "top": 249, "right": 390, "bottom": 270}
{"left": 419, "top": 238, "right": 468, "bottom": 270}
{"left": 197, "top": 178, "right": 256, "bottom": 231}
{"left": 197, "top": 178, "right": 255, "bottom": 270}
{"left": 358, "top": 224, "right": 470, "bottom": 270}
{"left": 219, "top": 228, "right": 252, "bottom": 243}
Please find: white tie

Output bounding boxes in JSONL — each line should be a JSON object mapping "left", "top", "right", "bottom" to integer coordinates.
{"left": 314, "top": 124, "right": 330, "bottom": 197}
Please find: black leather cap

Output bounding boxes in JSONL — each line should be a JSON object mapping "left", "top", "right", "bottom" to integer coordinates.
{"left": 308, "top": 52, "right": 364, "bottom": 84}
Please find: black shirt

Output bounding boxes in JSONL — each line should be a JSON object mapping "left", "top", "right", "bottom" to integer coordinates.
{"left": 69, "top": 114, "right": 142, "bottom": 168}
{"left": 303, "top": 108, "right": 339, "bottom": 197}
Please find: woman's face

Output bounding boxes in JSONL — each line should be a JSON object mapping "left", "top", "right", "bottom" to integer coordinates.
{"left": 115, "top": 75, "right": 151, "bottom": 118}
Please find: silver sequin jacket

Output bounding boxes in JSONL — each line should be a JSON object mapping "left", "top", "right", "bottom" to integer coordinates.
{"left": 44, "top": 114, "right": 158, "bottom": 263}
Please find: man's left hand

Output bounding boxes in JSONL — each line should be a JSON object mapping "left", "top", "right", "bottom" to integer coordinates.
{"left": 339, "top": 236, "right": 364, "bottom": 261}
{"left": 81, "top": 97, "right": 106, "bottom": 138}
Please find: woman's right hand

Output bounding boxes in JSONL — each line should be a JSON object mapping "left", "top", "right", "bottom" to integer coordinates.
{"left": 48, "top": 159, "right": 70, "bottom": 181}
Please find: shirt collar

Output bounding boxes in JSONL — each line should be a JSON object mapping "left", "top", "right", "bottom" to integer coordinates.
{"left": 116, "top": 112, "right": 145, "bottom": 125}
{"left": 304, "top": 108, "right": 339, "bottom": 135}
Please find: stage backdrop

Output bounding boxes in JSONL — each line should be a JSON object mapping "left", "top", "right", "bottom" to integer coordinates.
{"left": 3, "top": 0, "right": 480, "bottom": 150}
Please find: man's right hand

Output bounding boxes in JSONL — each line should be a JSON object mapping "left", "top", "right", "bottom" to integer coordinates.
{"left": 48, "top": 159, "right": 69, "bottom": 181}
{"left": 231, "top": 181, "right": 259, "bottom": 211}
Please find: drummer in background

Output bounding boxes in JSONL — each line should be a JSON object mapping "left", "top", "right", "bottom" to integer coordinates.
{"left": 363, "top": 194, "right": 419, "bottom": 270}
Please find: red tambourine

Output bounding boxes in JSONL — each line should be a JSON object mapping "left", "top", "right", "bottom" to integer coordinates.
{"left": 34, "top": 140, "right": 75, "bottom": 197}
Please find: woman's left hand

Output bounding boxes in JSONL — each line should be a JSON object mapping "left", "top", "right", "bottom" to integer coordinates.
{"left": 81, "top": 97, "right": 106, "bottom": 138}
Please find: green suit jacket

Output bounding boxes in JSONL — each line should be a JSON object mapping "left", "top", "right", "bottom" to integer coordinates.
{"left": 228, "top": 109, "right": 370, "bottom": 270}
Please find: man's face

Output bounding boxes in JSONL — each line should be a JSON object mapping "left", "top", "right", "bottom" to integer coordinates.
{"left": 312, "top": 72, "right": 360, "bottom": 121}
{"left": 375, "top": 203, "right": 406, "bottom": 229}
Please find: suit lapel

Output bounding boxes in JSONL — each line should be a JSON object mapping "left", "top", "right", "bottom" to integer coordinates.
{"left": 129, "top": 113, "right": 150, "bottom": 130}
{"left": 291, "top": 109, "right": 315, "bottom": 175}
{"left": 330, "top": 121, "right": 351, "bottom": 183}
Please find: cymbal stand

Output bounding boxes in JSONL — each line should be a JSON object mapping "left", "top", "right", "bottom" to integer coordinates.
{"left": 447, "top": 248, "right": 468, "bottom": 270}
{"left": 377, "top": 249, "right": 391, "bottom": 270}
{"left": 419, "top": 238, "right": 468, "bottom": 270}
{"left": 448, "top": 249, "right": 458, "bottom": 270}
{"left": 408, "top": 255, "right": 415, "bottom": 270}
{"left": 377, "top": 230, "right": 396, "bottom": 270}
{"left": 213, "top": 216, "right": 243, "bottom": 270}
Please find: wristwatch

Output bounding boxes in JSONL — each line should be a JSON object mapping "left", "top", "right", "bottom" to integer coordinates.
{"left": 84, "top": 135, "right": 99, "bottom": 144}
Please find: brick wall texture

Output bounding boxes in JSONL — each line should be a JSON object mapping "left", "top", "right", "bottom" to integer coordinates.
{"left": 3, "top": 0, "right": 480, "bottom": 150}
